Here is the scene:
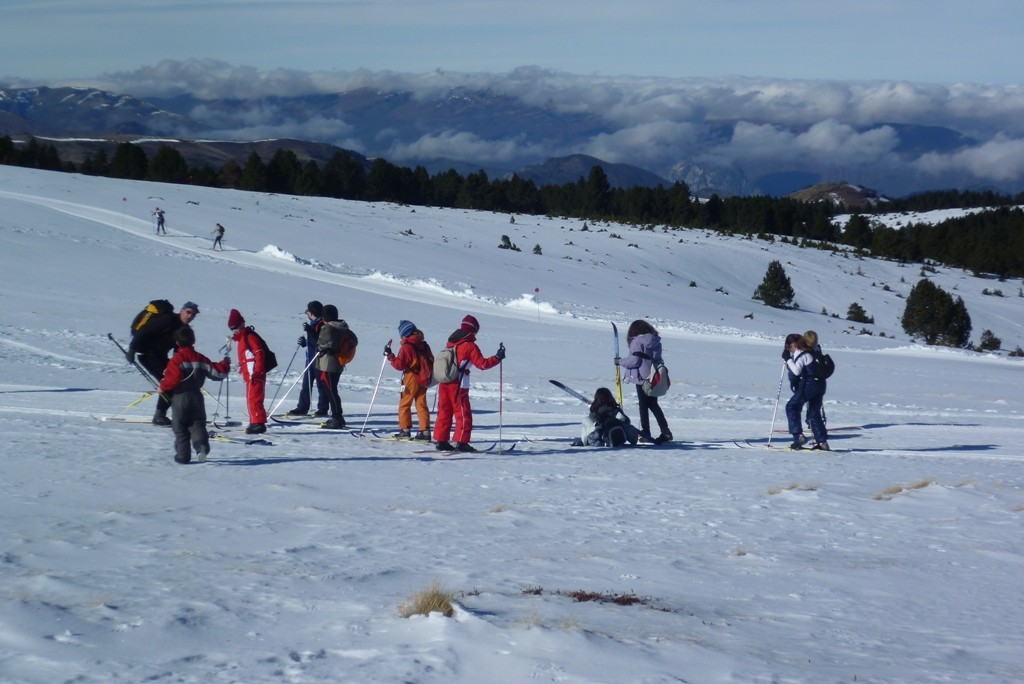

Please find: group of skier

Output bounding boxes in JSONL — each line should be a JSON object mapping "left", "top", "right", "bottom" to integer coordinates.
{"left": 124, "top": 295, "right": 829, "bottom": 463}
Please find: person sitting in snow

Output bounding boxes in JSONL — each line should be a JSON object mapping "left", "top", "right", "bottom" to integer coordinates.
{"left": 573, "top": 387, "right": 639, "bottom": 447}
{"left": 158, "top": 326, "right": 230, "bottom": 464}
{"left": 385, "top": 319, "right": 434, "bottom": 441}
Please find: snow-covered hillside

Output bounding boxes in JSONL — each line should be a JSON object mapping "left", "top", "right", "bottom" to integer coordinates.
{"left": 1, "top": 166, "right": 1022, "bottom": 683}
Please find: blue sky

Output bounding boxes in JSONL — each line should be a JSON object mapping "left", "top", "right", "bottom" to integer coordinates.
{"left": 1, "top": 0, "right": 1021, "bottom": 84}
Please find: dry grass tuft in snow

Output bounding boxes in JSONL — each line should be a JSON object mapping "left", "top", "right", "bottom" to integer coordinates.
{"left": 874, "top": 478, "right": 937, "bottom": 500}
{"left": 398, "top": 581, "right": 455, "bottom": 618}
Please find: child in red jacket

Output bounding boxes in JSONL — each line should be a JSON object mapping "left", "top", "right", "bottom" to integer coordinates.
{"left": 228, "top": 309, "right": 269, "bottom": 434}
{"left": 431, "top": 315, "right": 504, "bottom": 452}
{"left": 159, "top": 326, "right": 230, "bottom": 464}
{"left": 385, "top": 319, "right": 434, "bottom": 440}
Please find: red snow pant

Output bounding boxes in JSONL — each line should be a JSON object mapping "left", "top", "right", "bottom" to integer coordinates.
{"left": 245, "top": 374, "right": 267, "bottom": 425}
{"left": 432, "top": 381, "right": 473, "bottom": 444}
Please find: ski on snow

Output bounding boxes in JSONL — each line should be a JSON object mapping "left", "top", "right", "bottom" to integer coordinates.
{"left": 549, "top": 379, "right": 589, "bottom": 403}
{"left": 210, "top": 432, "right": 273, "bottom": 446}
{"left": 412, "top": 442, "right": 516, "bottom": 454}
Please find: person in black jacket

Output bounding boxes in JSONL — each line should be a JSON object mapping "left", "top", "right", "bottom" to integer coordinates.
{"left": 287, "top": 300, "right": 329, "bottom": 417}
{"left": 126, "top": 301, "right": 199, "bottom": 425}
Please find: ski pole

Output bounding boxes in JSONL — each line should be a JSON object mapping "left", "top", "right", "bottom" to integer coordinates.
{"left": 359, "top": 340, "right": 391, "bottom": 438}
{"left": 498, "top": 343, "right": 504, "bottom": 454}
{"left": 269, "top": 342, "right": 301, "bottom": 408}
{"left": 211, "top": 373, "right": 225, "bottom": 424}
{"left": 221, "top": 336, "right": 234, "bottom": 425}
{"left": 108, "top": 333, "right": 169, "bottom": 402}
{"left": 767, "top": 363, "right": 786, "bottom": 448}
{"left": 103, "top": 391, "right": 155, "bottom": 422}
{"left": 268, "top": 353, "right": 321, "bottom": 418}
{"left": 612, "top": 322, "right": 623, "bottom": 406}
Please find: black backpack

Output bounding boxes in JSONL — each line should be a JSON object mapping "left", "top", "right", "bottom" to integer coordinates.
{"left": 245, "top": 328, "right": 278, "bottom": 372}
{"left": 813, "top": 349, "right": 835, "bottom": 381}
{"left": 130, "top": 299, "right": 173, "bottom": 334}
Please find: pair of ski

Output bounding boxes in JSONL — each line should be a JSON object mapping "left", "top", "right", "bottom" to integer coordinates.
{"left": 410, "top": 441, "right": 516, "bottom": 454}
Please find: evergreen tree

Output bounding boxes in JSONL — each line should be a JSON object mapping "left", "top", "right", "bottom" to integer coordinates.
{"left": 978, "top": 329, "right": 1001, "bottom": 351}
{"left": 846, "top": 302, "right": 873, "bottom": 324}
{"left": 753, "top": 260, "right": 795, "bottom": 308}
{"left": 266, "top": 149, "right": 301, "bottom": 193}
{"left": 901, "top": 279, "right": 972, "bottom": 347}
{"left": 240, "top": 151, "right": 267, "bottom": 191}
{"left": 147, "top": 145, "right": 189, "bottom": 184}
{"left": 582, "top": 166, "right": 611, "bottom": 217}
{"left": 109, "top": 142, "right": 148, "bottom": 180}
{"left": 218, "top": 159, "right": 242, "bottom": 189}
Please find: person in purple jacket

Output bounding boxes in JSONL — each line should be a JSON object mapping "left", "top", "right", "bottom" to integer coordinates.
{"left": 616, "top": 319, "right": 672, "bottom": 444}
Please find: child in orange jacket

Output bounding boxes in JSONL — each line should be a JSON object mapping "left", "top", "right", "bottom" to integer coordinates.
{"left": 385, "top": 320, "right": 434, "bottom": 440}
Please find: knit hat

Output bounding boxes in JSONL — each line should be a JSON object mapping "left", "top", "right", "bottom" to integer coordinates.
{"left": 322, "top": 304, "right": 338, "bottom": 322}
{"left": 182, "top": 301, "right": 200, "bottom": 314}
{"left": 398, "top": 320, "right": 416, "bottom": 338}
{"left": 460, "top": 315, "right": 480, "bottom": 333}
{"left": 228, "top": 309, "right": 245, "bottom": 329}
{"left": 307, "top": 300, "right": 323, "bottom": 317}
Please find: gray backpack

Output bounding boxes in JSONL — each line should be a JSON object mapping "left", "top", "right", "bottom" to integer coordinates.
{"left": 432, "top": 347, "right": 462, "bottom": 384}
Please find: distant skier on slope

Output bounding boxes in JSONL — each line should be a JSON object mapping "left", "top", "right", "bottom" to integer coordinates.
{"left": 153, "top": 207, "right": 166, "bottom": 234}
{"left": 212, "top": 223, "right": 225, "bottom": 250}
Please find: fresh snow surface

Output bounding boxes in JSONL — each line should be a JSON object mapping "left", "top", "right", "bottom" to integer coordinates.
{"left": 1, "top": 166, "right": 1022, "bottom": 684}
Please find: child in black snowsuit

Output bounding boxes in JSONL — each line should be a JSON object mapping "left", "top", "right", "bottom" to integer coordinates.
{"left": 158, "top": 326, "right": 231, "bottom": 463}
{"left": 573, "top": 387, "right": 639, "bottom": 447}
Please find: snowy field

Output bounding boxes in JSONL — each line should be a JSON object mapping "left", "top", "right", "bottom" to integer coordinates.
{"left": 1, "top": 165, "right": 1022, "bottom": 683}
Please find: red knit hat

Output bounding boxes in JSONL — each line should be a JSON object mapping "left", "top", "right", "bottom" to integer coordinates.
{"left": 460, "top": 315, "right": 480, "bottom": 333}
{"left": 228, "top": 309, "right": 245, "bottom": 329}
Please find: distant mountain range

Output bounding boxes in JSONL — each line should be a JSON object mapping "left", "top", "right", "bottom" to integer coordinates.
{"left": 0, "top": 83, "right": 1010, "bottom": 198}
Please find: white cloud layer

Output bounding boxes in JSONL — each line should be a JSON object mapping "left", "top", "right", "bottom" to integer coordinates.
{"left": 13, "top": 60, "right": 1024, "bottom": 192}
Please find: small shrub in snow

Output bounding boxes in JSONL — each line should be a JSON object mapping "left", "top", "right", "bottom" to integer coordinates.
{"left": 398, "top": 581, "right": 454, "bottom": 618}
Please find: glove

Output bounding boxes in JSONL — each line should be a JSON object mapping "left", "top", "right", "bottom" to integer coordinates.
{"left": 384, "top": 344, "right": 393, "bottom": 358}
{"left": 297, "top": 336, "right": 307, "bottom": 348}
{"left": 635, "top": 351, "right": 652, "bottom": 360}
{"left": 495, "top": 344, "right": 506, "bottom": 360}
{"left": 790, "top": 382, "right": 799, "bottom": 393}
{"left": 303, "top": 322, "right": 312, "bottom": 333}
{"left": 613, "top": 356, "right": 621, "bottom": 365}
{"left": 125, "top": 349, "right": 135, "bottom": 363}
{"left": 782, "top": 349, "right": 791, "bottom": 361}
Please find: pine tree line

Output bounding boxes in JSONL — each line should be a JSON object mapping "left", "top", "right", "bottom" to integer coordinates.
{"left": 2, "top": 135, "right": 1022, "bottom": 277}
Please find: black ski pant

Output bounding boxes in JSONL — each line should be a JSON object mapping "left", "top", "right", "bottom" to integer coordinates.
{"left": 295, "top": 361, "right": 329, "bottom": 414}
{"left": 170, "top": 391, "right": 210, "bottom": 463}
{"left": 635, "top": 383, "right": 669, "bottom": 438}
{"left": 138, "top": 352, "right": 171, "bottom": 413}
{"left": 322, "top": 370, "right": 343, "bottom": 419}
